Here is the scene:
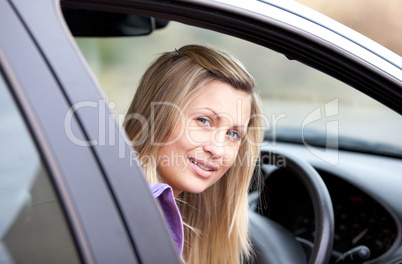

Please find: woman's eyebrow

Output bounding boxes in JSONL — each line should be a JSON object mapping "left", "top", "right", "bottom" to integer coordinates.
{"left": 194, "top": 107, "right": 220, "bottom": 119}
{"left": 232, "top": 125, "right": 247, "bottom": 134}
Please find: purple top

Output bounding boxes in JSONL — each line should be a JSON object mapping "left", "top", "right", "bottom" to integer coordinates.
{"left": 149, "top": 183, "right": 184, "bottom": 256}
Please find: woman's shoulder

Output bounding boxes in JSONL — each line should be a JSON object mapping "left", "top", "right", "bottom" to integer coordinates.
{"left": 148, "top": 183, "right": 184, "bottom": 256}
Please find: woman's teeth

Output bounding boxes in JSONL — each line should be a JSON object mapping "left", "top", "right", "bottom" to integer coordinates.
{"left": 190, "top": 158, "right": 213, "bottom": 171}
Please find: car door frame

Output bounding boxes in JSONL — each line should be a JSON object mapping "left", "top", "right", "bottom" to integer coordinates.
{"left": 1, "top": 0, "right": 181, "bottom": 263}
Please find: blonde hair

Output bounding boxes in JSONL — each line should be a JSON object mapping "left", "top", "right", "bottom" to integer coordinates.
{"left": 125, "top": 45, "right": 263, "bottom": 264}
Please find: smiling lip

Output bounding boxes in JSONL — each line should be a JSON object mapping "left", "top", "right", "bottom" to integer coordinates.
{"left": 188, "top": 157, "right": 218, "bottom": 178}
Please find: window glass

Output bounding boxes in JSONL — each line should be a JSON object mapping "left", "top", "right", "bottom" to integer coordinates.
{"left": 76, "top": 21, "right": 402, "bottom": 157}
{"left": 0, "top": 72, "right": 81, "bottom": 263}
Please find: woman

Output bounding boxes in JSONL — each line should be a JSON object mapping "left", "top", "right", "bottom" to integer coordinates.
{"left": 124, "top": 45, "right": 263, "bottom": 264}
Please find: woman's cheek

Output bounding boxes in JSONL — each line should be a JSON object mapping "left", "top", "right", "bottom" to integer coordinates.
{"left": 223, "top": 146, "right": 240, "bottom": 167}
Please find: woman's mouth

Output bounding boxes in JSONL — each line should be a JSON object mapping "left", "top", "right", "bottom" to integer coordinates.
{"left": 188, "top": 157, "right": 218, "bottom": 177}
{"left": 190, "top": 158, "right": 213, "bottom": 171}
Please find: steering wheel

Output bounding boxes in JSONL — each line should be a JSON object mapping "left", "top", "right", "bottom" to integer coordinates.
{"left": 249, "top": 150, "right": 334, "bottom": 264}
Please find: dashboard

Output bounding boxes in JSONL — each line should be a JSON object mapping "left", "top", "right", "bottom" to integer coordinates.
{"left": 253, "top": 143, "right": 402, "bottom": 263}
{"left": 257, "top": 168, "right": 397, "bottom": 261}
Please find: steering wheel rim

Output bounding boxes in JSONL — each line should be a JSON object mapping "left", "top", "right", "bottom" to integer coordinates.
{"left": 256, "top": 150, "right": 335, "bottom": 264}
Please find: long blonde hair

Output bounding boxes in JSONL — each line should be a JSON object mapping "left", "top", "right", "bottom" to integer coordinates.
{"left": 125, "top": 45, "right": 263, "bottom": 264}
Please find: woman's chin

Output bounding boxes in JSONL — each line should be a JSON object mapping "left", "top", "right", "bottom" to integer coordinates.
{"left": 180, "top": 185, "right": 209, "bottom": 195}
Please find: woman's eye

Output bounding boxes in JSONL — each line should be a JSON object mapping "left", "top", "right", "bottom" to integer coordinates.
{"left": 227, "top": 130, "right": 242, "bottom": 140}
{"left": 197, "top": 117, "right": 211, "bottom": 126}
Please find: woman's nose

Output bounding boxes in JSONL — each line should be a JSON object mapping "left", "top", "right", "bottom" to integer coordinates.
{"left": 203, "top": 131, "right": 226, "bottom": 157}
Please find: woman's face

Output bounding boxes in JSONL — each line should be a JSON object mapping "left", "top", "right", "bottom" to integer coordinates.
{"left": 157, "top": 80, "right": 252, "bottom": 197}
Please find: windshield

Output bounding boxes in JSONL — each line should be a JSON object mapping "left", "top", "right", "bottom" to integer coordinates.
{"left": 75, "top": 21, "right": 402, "bottom": 158}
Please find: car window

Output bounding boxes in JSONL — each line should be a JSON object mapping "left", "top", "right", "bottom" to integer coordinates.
{"left": 0, "top": 72, "right": 81, "bottom": 264}
{"left": 75, "top": 21, "right": 402, "bottom": 158}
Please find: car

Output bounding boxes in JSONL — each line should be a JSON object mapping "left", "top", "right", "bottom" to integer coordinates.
{"left": 0, "top": 0, "right": 401, "bottom": 264}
